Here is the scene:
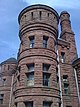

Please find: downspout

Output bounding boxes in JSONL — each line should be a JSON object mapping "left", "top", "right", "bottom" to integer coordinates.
{"left": 9, "top": 74, "right": 14, "bottom": 107}
{"left": 56, "top": 45, "right": 63, "bottom": 107}
{"left": 74, "top": 68, "right": 80, "bottom": 106}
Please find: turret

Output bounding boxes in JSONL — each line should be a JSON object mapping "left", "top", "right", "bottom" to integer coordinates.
{"left": 13, "top": 4, "right": 61, "bottom": 107}
{"left": 60, "top": 11, "right": 78, "bottom": 62}
{"left": 60, "top": 11, "right": 71, "bottom": 32}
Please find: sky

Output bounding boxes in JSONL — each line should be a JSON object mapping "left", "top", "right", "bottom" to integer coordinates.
{"left": 0, "top": 0, "right": 80, "bottom": 63}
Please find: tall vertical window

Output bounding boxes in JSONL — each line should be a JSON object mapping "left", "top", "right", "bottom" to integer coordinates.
{"left": 3, "top": 78, "right": 6, "bottom": 85}
{"left": 31, "top": 12, "right": 33, "bottom": 20}
{"left": 29, "top": 36, "right": 34, "bottom": 48}
{"left": 18, "top": 66, "right": 21, "bottom": 73}
{"left": 43, "top": 63, "right": 50, "bottom": 86}
{"left": 64, "top": 83, "right": 69, "bottom": 94}
{"left": 43, "top": 36, "right": 48, "bottom": 48}
{"left": 26, "top": 64, "right": 34, "bottom": 86}
{"left": 59, "top": 103, "right": 61, "bottom": 107}
{"left": 43, "top": 64, "right": 50, "bottom": 72}
{"left": 43, "top": 102, "right": 51, "bottom": 107}
{"left": 61, "top": 52, "right": 65, "bottom": 63}
{"left": 15, "top": 103, "right": 17, "bottom": 107}
{"left": 27, "top": 64, "right": 34, "bottom": 72}
{"left": 8, "top": 65, "right": 9, "bottom": 70}
{"left": 39, "top": 11, "right": 42, "bottom": 20}
{"left": 0, "top": 94, "right": 4, "bottom": 104}
{"left": 43, "top": 73, "right": 50, "bottom": 86}
{"left": 25, "top": 101, "right": 33, "bottom": 107}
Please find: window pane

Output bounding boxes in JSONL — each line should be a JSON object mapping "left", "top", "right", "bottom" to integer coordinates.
{"left": 43, "top": 36, "right": 48, "bottom": 48}
{"left": 27, "top": 64, "right": 34, "bottom": 72}
{"left": 25, "top": 102, "right": 33, "bottom": 107}
{"left": 29, "top": 36, "right": 34, "bottom": 48}
{"left": 43, "top": 64, "right": 50, "bottom": 72}
{"left": 0, "top": 99, "right": 3, "bottom": 104}
{"left": 43, "top": 102, "right": 51, "bottom": 107}
{"left": 27, "top": 73, "right": 34, "bottom": 80}
{"left": 3, "top": 78, "right": 6, "bottom": 85}
{"left": 27, "top": 73, "right": 34, "bottom": 86}
{"left": 0, "top": 94, "right": 4, "bottom": 104}
{"left": 63, "top": 75, "right": 68, "bottom": 82}
{"left": 61, "top": 52, "right": 65, "bottom": 63}
{"left": 64, "top": 83, "right": 69, "bottom": 94}
{"left": 43, "top": 73, "right": 50, "bottom": 86}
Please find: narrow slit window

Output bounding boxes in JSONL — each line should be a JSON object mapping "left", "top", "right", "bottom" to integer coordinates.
{"left": 29, "top": 36, "right": 34, "bottom": 48}
{"left": 64, "top": 83, "right": 69, "bottom": 94}
{"left": 43, "top": 36, "right": 48, "bottom": 48}
{"left": 31, "top": 12, "right": 33, "bottom": 20}
{"left": 3, "top": 78, "right": 6, "bottom": 85}
{"left": 40, "top": 11, "right": 42, "bottom": 20}
{"left": 48, "top": 13, "right": 49, "bottom": 17}
{"left": 61, "top": 52, "right": 65, "bottom": 63}
{"left": 0, "top": 94, "right": 4, "bottom": 104}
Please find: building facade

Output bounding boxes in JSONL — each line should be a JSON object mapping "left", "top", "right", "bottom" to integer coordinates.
{"left": 0, "top": 4, "right": 80, "bottom": 107}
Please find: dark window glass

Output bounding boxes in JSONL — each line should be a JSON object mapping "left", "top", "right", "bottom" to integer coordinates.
{"left": 43, "top": 102, "right": 51, "bottom": 107}
{"left": 59, "top": 103, "right": 61, "bottom": 107}
{"left": 3, "top": 78, "right": 6, "bottom": 85}
{"left": 18, "top": 66, "right": 21, "bottom": 73}
{"left": 61, "top": 52, "right": 65, "bottom": 63}
{"left": 0, "top": 94, "right": 4, "bottom": 104}
{"left": 15, "top": 103, "right": 17, "bottom": 107}
{"left": 27, "top": 64, "right": 34, "bottom": 72}
{"left": 31, "top": 12, "right": 33, "bottom": 20}
{"left": 8, "top": 65, "right": 9, "bottom": 70}
{"left": 43, "top": 73, "right": 50, "bottom": 86}
{"left": 25, "top": 101, "right": 33, "bottom": 107}
{"left": 43, "top": 36, "right": 48, "bottom": 48}
{"left": 64, "top": 83, "right": 69, "bottom": 94}
{"left": 29, "top": 36, "right": 34, "bottom": 48}
{"left": 27, "top": 64, "right": 34, "bottom": 86}
{"left": 63, "top": 75, "right": 68, "bottom": 82}
{"left": 40, "top": 11, "right": 42, "bottom": 20}
{"left": 43, "top": 64, "right": 50, "bottom": 72}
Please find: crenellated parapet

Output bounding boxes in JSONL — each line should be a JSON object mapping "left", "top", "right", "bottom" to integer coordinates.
{"left": 18, "top": 4, "right": 59, "bottom": 40}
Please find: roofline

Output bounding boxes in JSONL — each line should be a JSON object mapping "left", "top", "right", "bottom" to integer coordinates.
{"left": 72, "top": 58, "right": 80, "bottom": 66}
{"left": 18, "top": 4, "right": 59, "bottom": 24}
{"left": 60, "top": 11, "right": 70, "bottom": 18}
{"left": 0, "top": 58, "right": 17, "bottom": 65}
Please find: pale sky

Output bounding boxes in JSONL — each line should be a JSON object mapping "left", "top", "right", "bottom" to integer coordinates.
{"left": 0, "top": 0, "right": 80, "bottom": 62}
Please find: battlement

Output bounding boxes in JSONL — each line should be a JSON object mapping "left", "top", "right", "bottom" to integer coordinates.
{"left": 18, "top": 5, "right": 59, "bottom": 39}
{"left": 18, "top": 4, "right": 59, "bottom": 24}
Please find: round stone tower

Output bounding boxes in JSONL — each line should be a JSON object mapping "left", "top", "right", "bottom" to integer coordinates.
{"left": 60, "top": 11, "right": 71, "bottom": 32}
{"left": 15, "top": 4, "right": 60, "bottom": 107}
{"left": 60, "top": 11, "right": 73, "bottom": 40}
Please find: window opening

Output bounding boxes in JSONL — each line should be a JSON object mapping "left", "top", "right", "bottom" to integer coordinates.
{"left": 43, "top": 36, "right": 48, "bottom": 48}
{"left": 29, "top": 36, "right": 34, "bottom": 48}
{"left": 61, "top": 52, "right": 65, "bottom": 63}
